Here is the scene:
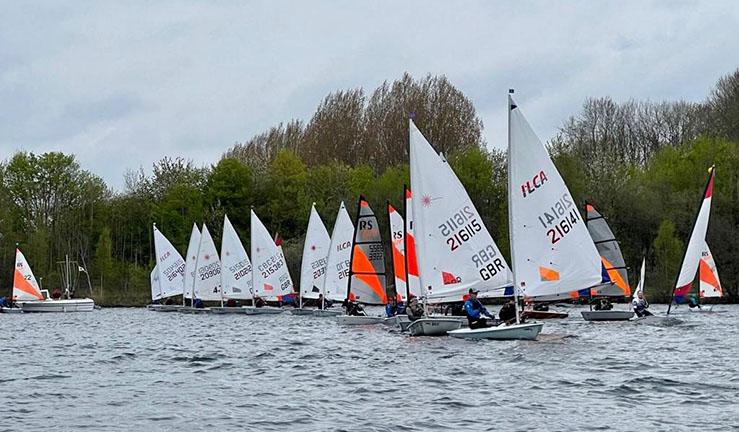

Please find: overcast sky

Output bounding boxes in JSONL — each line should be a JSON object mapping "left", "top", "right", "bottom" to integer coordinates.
{"left": 2, "top": 1, "right": 738, "bottom": 190}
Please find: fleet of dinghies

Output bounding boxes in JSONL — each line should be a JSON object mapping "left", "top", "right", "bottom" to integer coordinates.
{"left": 3, "top": 92, "right": 727, "bottom": 334}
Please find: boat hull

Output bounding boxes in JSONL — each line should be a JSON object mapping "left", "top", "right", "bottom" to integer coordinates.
{"left": 210, "top": 307, "right": 246, "bottom": 314}
{"left": 177, "top": 307, "right": 211, "bottom": 314}
{"left": 407, "top": 318, "right": 462, "bottom": 336}
{"left": 581, "top": 310, "right": 634, "bottom": 321}
{"left": 0, "top": 307, "right": 24, "bottom": 314}
{"left": 242, "top": 306, "right": 284, "bottom": 315}
{"left": 19, "top": 299, "right": 95, "bottom": 313}
{"left": 383, "top": 315, "right": 410, "bottom": 328}
{"left": 448, "top": 322, "right": 544, "bottom": 340}
{"left": 313, "top": 309, "right": 341, "bottom": 317}
{"left": 336, "top": 315, "right": 384, "bottom": 325}
{"left": 289, "top": 308, "right": 315, "bottom": 316}
{"left": 522, "top": 310, "right": 568, "bottom": 319}
{"left": 147, "top": 304, "right": 183, "bottom": 312}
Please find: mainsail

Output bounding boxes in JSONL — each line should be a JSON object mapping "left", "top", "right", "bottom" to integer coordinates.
{"left": 388, "top": 203, "right": 408, "bottom": 301}
{"left": 184, "top": 223, "right": 201, "bottom": 304}
{"left": 347, "top": 197, "right": 387, "bottom": 304}
{"left": 670, "top": 167, "right": 715, "bottom": 311}
{"left": 193, "top": 224, "right": 222, "bottom": 301}
{"left": 585, "top": 203, "right": 630, "bottom": 296}
{"left": 323, "top": 202, "right": 354, "bottom": 302}
{"left": 150, "top": 266, "right": 161, "bottom": 301}
{"left": 699, "top": 243, "right": 722, "bottom": 298}
{"left": 409, "top": 120, "right": 512, "bottom": 301}
{"left": 220, "top": 215, "right": 253, "bottom": 300}
{"left": 152, "top": 225, "right": 186, "bottom": 299}
{"left": 13, "top": 248, "right": 44, "bottom": 301}
{"left": 508, "top": 94, "right": 602, "bottom": 298}
{"left": 632, "top": 257, "right": 646, "bottom": 301}
{"left": 404, "top": 187, "right": 423, "bottom": 299}
{"left": 251, "top": 209, "right": 294, "bottom": 299}
{"left": 300, "top": 204, "right": 331, "bottom": 304}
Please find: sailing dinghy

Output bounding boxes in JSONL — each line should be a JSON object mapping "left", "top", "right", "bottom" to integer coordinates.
{"left": 336, "top": 197, "right": 388, "bottom": 325}
{"left": 452, "top": 92, "right": 604, "bottom": 339}
{"left": 580, "top": 203, "right": 634, "bottom": 321}
{"left": 244, "top": 209, "right": 289, "bottom": 315}
{"left": 211, "top": 215, "right": 253, "bottom": 314}
{"left": 318, "top": 202, "right": 354, "bottom": 318}
{"left": 668, "top": 167, "right": 722, "bottom": 314}
{"left": 291, "top": 203, "right": 331, "bottom": 316}
{"left": 149, "top": 225, "right": 186, "bottom": 312}
{"left": 11, "top": 248, "right": 95, "bottom": 313}
{"left": 179, "top": 224, "right": 221, "bottom": 314}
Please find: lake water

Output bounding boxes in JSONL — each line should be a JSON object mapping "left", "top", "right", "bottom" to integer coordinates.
{"left": 1, "top": 305, "right": 738, "bottom": 431}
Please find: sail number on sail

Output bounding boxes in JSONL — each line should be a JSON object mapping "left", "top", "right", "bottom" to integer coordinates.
{"left": 228, "top": 260, "right": 251, "bottom": 280}
{"left": 258, "top": 253, "right": 284, "bottom": 278}
{"left": 311, "top": 257, "right": 327, "bottom": 279}
{"left": 198, "top": 262, "right": 220, "bottom": 280}
{"left": 440, "top": 206, "right": 482, "bottom": 251}
{"left": 472, "top": 245, "right": 505, "bottom": 281}
{"left": 537, "top": 193, "right": 579, "bottom": 244}
{"left": 159, "top": 251, "right": 186, "bottom": 282}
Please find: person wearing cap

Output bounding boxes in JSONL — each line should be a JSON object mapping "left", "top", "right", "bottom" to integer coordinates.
{"left": 464, "top": 288, "right": 493, "bottom": 329}
{"left": 406, "top": 296, "right": 424, "bottom": 321}
{"left": 385, "top": 296, "right": 405, "bottom": 317}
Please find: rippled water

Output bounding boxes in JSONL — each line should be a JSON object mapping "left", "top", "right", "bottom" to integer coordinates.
{"left": 1, "top": 304, "right": 738, "bottom": 431}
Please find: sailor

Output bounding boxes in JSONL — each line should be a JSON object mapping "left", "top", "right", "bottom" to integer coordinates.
{"left": 194, "top": 298, "right": 204, "bottom": 309}
{"left": 464, "top": 288, "right": 493, "bottom": 329}
{"left": 594, "top": 298, "right": 613, "bottom": 311}
{"left": 343, "top": 298, "right": 366, "bottom": 316}
{"left": 498, "top": 300, "right": 517, "bottom": 324}
{"left": 444, "top": 301, "right": 465, "bottom": 316}
{"left": 385, "top": 297, "right": 405, "bottom": 317}
{"left": 687, "top": 293, "right": 702, "bottom": 309}
{"left": 632, "top": 292, "right": 652, "bottom": 317}
{"left": 406, "top": 296, "right": 424, "bottom": 321}
{"left": 316, "top": 293, "right": 332, "bottom": 309}
{"left": 254, "top": 296, "right": 267, "bottom": 308}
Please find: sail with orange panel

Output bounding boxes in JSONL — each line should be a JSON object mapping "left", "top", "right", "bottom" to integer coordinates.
{"left": 347, "top": 197, "right": 388, "bottom": 305}
{"left": 13, "top": 248, "right": 45, "bottom": 301}
{"left": 584, "top": 202, "right": 630, "bottom": 297}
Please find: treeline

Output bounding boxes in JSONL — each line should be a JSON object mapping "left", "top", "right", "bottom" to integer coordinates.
{"left": 1, "top": 70, "right": 738, "bottom": 305}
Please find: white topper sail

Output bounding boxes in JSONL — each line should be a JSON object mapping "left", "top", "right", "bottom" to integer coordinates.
{"left": 220, "top": 215, "right": 253, "bottom": 300}
{"left": 323, "top": 202, "right": 354, "bottom": 301}
{"left": 150, "top": 266, "right": 162, "bottom": 301}
{"left": 508, "top": 95, "right": 602, "bottom": 298}
{"left": 193, "top": 224, "right": 222, "bottom": 301}
{"left": 300, "top": 204, "right": 331, "bottom": 301}
{"left": 404, "top": 188, "right": 423, "bottom": 298}
{"left": 671, "top": 168, "right": 715, "bottom": 308}
{"left": 13, "top": 248, "right": 44, "bottom": 301}
{"left": 184, "top": 224, "right": 201, "bottom": 300}
{"left": 699, "top": 243, "right": 722, "bottom": 298}
{"left": 153, "top": 225, "right": 186, "bottom": 299}
{"left": 410, "top": 120, "right": 513, "bottom": 301}
{"left": 251, "top": 209, "right": 294, "bottom": 298}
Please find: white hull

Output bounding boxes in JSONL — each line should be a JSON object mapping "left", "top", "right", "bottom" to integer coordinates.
{"left": 177, "top": 307, "right": 211, "bottom": 314}
{"left": 0, "top": 307, "right": 24, "bottom": 314}
{"left": 147, "top": 304, "right": 183, "bottom": 312}
{"left": 407, "top": 318, "right": 462, "bottom": 336}
{"left": 384, "top": 315, "right": 410, "bottom": 328}
{"left": 210, "top": 307, "right": 246, "bottom": 314}
{"left": 243, "top": 306, "right": 284, "bottom": 315}
{"left": 289, "top": 308, "right": 315, "bottom": 316}
{"left": 19, "top": 298, "right": 95, "bottom": 313}
{"left": 313, "top": 309, "right": 341, "bottom": 317}
{"left": 336, "top": 315, "right": 384, "bottom": 325}
{"left": 448, "top": 322, "right": 544, "bottom": 340}
{"left": 688, "top": 306, "right": 715, "bottom": 313}
{"left": 581, "top": 310, "right": 634, "bottom": 321}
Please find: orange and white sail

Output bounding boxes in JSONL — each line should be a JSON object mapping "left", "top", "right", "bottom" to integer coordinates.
{"left": 388, "top": 203, "right": 407, "bottom": 301}
{"left": 404, "top": 188, "right": 423, "bottom": 298}
{"left": 348, "top": 197, "right": 387, "bottom": 304}
{"left": 699, "top": 243, "right": 722, "bottom": 298}
{"left": 670, "top": 167, "right": 715, "bottom": 309}
{"left": 13, "top": 248, "right": 44, "bottom": 301}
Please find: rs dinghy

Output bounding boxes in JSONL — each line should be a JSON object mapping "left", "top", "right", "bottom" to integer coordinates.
{"left": 336, "top": 198, "right": 388, "bottom": 325}
{"left": 668, "top": 167, "right": 722, "bottom": 315}
{"left": 291, "top": 203, "right": 331, "bottom": 316}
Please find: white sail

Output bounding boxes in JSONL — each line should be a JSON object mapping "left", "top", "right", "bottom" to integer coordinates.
{"left": 699, "top": 243, "right": 722, "bottom": 298}
{"left": 220, "top": 215, "right": 253, "bottom": 300}
{"left": 323, "top": 202, "right": 354, "bottom": 301}
{"left": 251, "top": 209, "right": 294, "bottom": 298}
{"left": 300, "top": 204, "right": 331, "bottom": 301}
{"left": 673, "top": 168, "right": 715, "bottom": 305}
{"left": 150, "top": 266, "right": 162, "bottom": 301}
{"left": 388, "top": 203, "right": 408, "bottom": 301}
{"left": 632, "top": 257, "right": 646, "bottom": 301}
{"left": 193, "top": 224, "right": 222, "bottom": 301}
{"left": 409, "top": 120, "right": 512, "bottom": 301}
{"left": 184, "top": 224, "right": 201, "bottom": 300}
{"left": 508, "top": 95, "right": 602, "bottom": 298}
{"left": 404, "top": 188, "right": 423, "bottom": 298}
{"left": 13, "top": 248, "right": 44, "bottom": 301}
{"left": 153, "top": 225, "right": 186, "bottom": 299}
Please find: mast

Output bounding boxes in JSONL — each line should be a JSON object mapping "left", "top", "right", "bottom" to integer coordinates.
{"left": 667, "top": 166, "right": 715, "bottom": 315}
{"left": 402, "top": 186, "right": 412, "bottom": 302}
{"left": 250, "top": 205, "right": 256, "bottom": 307}
{"left": 507, "top": 89, "right": 520, "bottom": 325}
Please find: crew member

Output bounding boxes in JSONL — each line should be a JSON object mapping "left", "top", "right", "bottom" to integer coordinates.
{"left": 464, "top": 288, "right": 493, "bottom": 329}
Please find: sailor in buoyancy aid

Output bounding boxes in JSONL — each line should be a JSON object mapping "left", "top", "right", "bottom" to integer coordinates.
{"left": 464, "top": 288, "right": 493, "bottom": 329}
